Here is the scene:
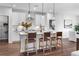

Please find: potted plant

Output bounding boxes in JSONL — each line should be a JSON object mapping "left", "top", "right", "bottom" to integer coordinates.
{"left": 74, "top": 24, "right": 79, "bottom": 34}
{"left": 21, "top": 21, "right": 32, "bottom": 30}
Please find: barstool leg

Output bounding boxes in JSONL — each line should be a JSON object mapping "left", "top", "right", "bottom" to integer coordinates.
{"left": 39, "top": 41, "right": 40, "bottom": 49}
{"left": 56, "top": 39, "right": 59, "bottom": 49}
{"left": 27, "top": 47, "right": 29, "bottom": 56}
{"left": 61, "top": 39, "right": 63, "bottom": 53}
{"left": 46, "top": 41, "right": 47, "bottom": 50}
{"left": 50, "top": 39, "right": 52, "bottom": 52}
{"left": 43, "top": 41, "right": 45, "bottom": 56}
{"left": 27, "top": 52, "right": 29, "bottom": 56}
{"left": 51, "top": 40, "right": 52, "bottom": 51}
{"left": 26, "top": 39, "right": 29, "bottom": 56}
{"left": 35, "top": 42, "right": 37, "bottom": 55}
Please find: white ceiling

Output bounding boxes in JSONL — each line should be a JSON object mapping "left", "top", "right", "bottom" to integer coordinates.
{"left": 0, "top": 3, "right": 79, "bottom": 15}
{"left": 0, "top": 3, "right": 54, "bottom": 13}
{"left": 55, "top": 3, "right": 79, "bottom": 15}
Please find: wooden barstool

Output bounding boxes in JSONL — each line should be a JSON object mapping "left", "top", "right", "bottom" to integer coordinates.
{"left": 56, "top": 32, "right": 63, "bottom": 51}
{"left": 25, "top": 32, "right": 37, "bottom": 56}
{"left": 51, "top": 33, "right": 56, "bottom": 50}
{"left": 39, "top": 32, "right": 51, "bottom": 55}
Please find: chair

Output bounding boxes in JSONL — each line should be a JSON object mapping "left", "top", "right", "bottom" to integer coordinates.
{"left": 39, "top": 32, "right": 51, "bottom": 55}
{"left": 51, "top": 33, "right": 56, "bottom": 49}
{"left": 56, "top": 32, "right": 63, "bottom": 51}
{"left": 25, "top": 32, "right": 37, "bottom": 55}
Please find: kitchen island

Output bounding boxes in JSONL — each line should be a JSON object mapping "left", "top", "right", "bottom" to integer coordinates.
{"left": 19, "top": 31, "right": 56, "bottom": 53}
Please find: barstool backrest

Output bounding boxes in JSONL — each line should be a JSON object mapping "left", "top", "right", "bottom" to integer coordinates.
{"left": 28, "top": 32, "right": 36, "bottom": 41}
{"left": 57, "top": 32, "right": 62, "bottom": 36}
{"left": 56, "top": 32, "right": 62, "bottom": 40}
{"left": 44, "top": 32, "right": 50, "bottom": 41}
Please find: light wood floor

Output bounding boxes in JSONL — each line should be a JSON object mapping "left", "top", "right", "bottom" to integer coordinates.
{"left": 0, "top": 38, "right": 76, "bottom": 56}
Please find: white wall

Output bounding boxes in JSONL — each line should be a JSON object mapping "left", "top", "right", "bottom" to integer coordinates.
{"left": 76, "top": 16, "right": 79, "bottom": 24}
{"left": 55, "top": 12, "right": 76, "bottom": 38}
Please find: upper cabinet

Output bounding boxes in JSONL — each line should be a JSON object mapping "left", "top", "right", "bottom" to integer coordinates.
{"left": 35, "top": 14, "right": 46, "bottom": 26}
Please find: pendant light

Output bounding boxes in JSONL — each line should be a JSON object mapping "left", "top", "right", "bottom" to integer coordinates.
{"left": 27, "top": 3, "right": 33, "bottom": 20}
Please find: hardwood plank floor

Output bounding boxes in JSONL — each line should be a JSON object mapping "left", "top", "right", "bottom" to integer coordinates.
{"left": 0, "top": 38, "right": 76, "bottom": 56}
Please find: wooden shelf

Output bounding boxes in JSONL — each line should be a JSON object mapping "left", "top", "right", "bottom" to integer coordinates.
{"left": 3, "top": 23, "right": 8, "bottom": 26}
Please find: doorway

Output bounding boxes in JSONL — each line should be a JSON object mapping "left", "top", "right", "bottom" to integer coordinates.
{"left": 0, "top": 15, "right": 8, "bottom": 42}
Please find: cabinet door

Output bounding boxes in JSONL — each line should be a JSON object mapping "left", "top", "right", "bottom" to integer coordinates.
{"left": 35, "top": 14, "right": 45, "bottom": 26}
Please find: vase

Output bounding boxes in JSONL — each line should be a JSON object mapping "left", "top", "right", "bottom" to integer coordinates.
{"left": 24, "top": 28, "right": 28, "bottom": 33}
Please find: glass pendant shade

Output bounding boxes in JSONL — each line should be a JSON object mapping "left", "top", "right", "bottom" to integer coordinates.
{"left": 28, "top": 13, "right": 31, "bottom": 17}
{"left": 27, "top": 3, "right": 33, "bottom": 20}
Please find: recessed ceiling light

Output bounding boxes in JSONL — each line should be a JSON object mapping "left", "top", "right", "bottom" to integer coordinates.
{"left": 34, "top": 5, "right": 38, "bottom": 10}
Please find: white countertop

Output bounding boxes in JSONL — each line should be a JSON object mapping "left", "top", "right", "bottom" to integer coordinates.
{"left": 19, "top": 32, "right": 27, "bottom": 35}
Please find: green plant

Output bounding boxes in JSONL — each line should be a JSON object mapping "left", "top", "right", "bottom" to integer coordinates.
{"left": 74, "top": 24, "right": 79, "bottom": 32}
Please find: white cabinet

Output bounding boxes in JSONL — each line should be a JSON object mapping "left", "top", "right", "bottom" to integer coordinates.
{"left": 69, "top": 31, "right": 76, "bottom": 42}
{"left": 75, "top": 33, "right": 79, "bottom": 39}
{"left": 35, "top": 14, "right": 45, "bottom": 26}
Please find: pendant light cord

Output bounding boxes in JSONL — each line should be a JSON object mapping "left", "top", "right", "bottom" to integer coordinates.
{"left": 28, "top": 3, "right": 30, "bottom": 14}
{"left": 53, "top": 3, "right": 55, "bottom": 17}
{"left": 42, "top": 3, "right": 43, "bottom": 16}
